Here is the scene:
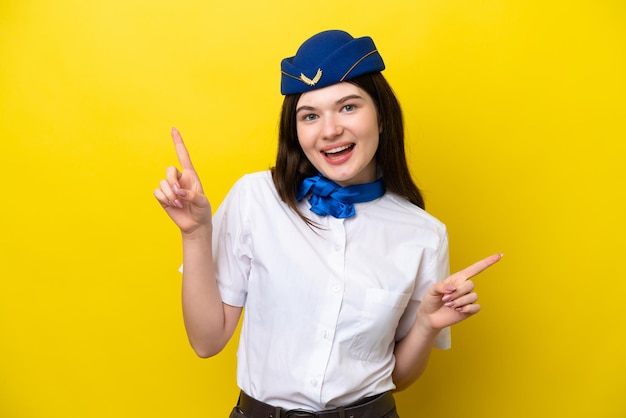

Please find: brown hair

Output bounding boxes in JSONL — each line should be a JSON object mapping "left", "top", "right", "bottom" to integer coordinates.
{"left": 271, "top": 72, "right": 424, "bottom": 223}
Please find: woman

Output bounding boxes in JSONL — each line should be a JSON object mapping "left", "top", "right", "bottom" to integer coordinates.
{"left": 154, "top": 30, "right": 501, "bottom": 418}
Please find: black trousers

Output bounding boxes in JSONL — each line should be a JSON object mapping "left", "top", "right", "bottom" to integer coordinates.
{"left": 228, "top": 391, "right": 400, "bottom": 418}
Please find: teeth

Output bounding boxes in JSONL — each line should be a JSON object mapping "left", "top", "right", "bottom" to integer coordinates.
{"left": 325, "top": 144, "right": 352, "bottom": 154}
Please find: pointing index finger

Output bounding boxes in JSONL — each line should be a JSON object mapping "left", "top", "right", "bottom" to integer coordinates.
{"left": 171, "top": 127, "right": 195, "bottom": 171}
{"left": 454, "top": 253, "right": 503, "bottom": 282}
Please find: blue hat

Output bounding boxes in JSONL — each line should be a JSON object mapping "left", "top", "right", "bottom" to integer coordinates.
{"left": 280, "top": 30, "right": 385, "bottom": 95}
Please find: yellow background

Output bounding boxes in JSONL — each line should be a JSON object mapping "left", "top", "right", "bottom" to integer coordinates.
{"left": 1, "top": 1, "right": 624, "bottom": 417}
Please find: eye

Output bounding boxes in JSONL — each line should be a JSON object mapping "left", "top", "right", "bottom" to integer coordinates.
{"left": 343, "top": 104, "right": 356, "bottom": 112}
{"left": 301, "top": 113, "right": 318, "bottom": 122}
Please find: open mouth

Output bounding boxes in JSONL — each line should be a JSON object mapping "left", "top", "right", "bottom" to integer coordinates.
{"left": 323, "top": 143, "right": 355, "bottom": 158}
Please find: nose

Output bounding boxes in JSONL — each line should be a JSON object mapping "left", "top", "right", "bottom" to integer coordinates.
{"left": 321, "top": 114, "right": 343, "bottom": 140}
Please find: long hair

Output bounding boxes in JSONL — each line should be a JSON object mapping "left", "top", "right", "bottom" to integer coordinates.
{"left": 271, "top": 72, "right": 424, "bottom": 223}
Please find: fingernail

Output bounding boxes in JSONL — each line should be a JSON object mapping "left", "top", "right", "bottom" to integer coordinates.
{"left": 442, "top": 294, "right": 452, "bottom": 302}
{"left": 175, "top": 188, "right": 187, "bottom": 197}
{"left": 455, "top": 307, "right": 464, "bottom": 312}
{"left": 174, "top": 199, "right": 184, "bottom": 208}
{"left": 445, "top": 286, "right": 456, "bottom": 292}
{"left": 444, "top": 301, "right": 455, "bottom": 307}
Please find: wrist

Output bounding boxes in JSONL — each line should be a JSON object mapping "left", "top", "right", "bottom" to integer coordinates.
{"left": 181, "top": 224, "right": 213, "bottom": 242}
{"left": 414, "top": 308, "right": 442, "bottom": 338}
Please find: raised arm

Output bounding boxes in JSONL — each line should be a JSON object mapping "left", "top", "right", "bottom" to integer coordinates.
{"left": 154, "top": 128, "right": 241, "bottom": 358}
{"left": 392, "top": 253, "right": 503, "bottom": 390}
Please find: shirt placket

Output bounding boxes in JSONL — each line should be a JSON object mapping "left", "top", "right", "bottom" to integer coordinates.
{"left": 306, "top": 217, "right": 347, "bottom": 404}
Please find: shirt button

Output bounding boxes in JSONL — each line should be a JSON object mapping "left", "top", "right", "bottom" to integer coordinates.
{"left": 310, "top": 378, "right": 318, "bottom": 387}
{"left": 332, "top": 284, "right": 340, "bottom": 293}
{"left": 334, "top": 244, "right": 342, "bottom": 252}
{"left": 322, "top": 330, "right": 329, "bottom": 339}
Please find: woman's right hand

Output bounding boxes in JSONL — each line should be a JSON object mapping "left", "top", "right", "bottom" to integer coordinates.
{"left": 154, "top": 128, "right": 212, "bottom": 235}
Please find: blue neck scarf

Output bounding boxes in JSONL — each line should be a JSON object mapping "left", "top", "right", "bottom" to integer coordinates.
{"left": 296, "top": 174, "right": 386, "bottom": 219}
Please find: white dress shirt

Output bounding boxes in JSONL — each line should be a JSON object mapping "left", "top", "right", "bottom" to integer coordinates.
{"left": 211, "top": 171, "right": 451, "bottom": 410}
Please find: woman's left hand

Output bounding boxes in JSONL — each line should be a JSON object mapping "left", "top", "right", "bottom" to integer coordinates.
{"left": 418, "top": 253, "right": 503, "bottom": 330}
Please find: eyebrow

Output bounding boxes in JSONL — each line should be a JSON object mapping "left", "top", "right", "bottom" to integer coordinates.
{"left": 296, "top": 94, "right": 364, "bottom": 114}
{"left": 336, "top": 94, "right": 363, "bottom": 104}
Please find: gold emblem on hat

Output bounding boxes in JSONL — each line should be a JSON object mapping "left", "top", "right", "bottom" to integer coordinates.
{"left": 300, "top": 68, "right": 322, "bottom": 86}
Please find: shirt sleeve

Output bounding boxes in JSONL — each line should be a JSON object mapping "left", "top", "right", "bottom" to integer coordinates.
{"left": 211, "top": 176, "right": 253, "bottom": 307}
{"left": 395, "top": 225, "right": 452, "bottom": 349}
{"left": 431, "top": 231, "right": 451, "bottom": 349}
